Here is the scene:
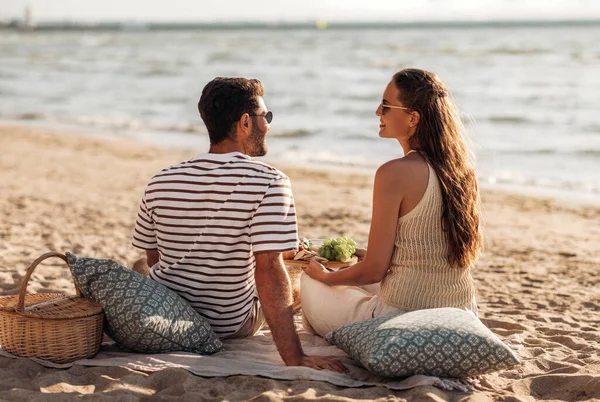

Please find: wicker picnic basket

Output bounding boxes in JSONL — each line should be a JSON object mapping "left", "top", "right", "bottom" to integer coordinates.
{"left": 0, "top": 252, "right": 104, "bottom": 363}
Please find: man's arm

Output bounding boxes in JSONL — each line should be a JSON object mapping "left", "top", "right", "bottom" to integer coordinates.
{"left": 254, "top": 251, "right": 347, "bottom": 373}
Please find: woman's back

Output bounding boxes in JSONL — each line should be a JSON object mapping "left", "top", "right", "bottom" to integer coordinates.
{"left": 396, "top": 151, "right": 430, "bottom": 219}
{"left": 379, "top": 157, "right": 476, "bottom": 312}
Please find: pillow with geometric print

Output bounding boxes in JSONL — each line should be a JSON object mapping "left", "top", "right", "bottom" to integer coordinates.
{"left": 326, "top": 307, "right": 520, "bottom": 378}
{"left": 65, "top": 252, "right": 223, "bottom": 355}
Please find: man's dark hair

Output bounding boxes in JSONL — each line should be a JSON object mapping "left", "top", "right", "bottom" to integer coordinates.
{"left": 198, "top": 77, "right": 264, "bottom": 144}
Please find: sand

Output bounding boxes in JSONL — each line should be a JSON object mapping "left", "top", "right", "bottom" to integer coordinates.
{"left": 0, "top": 123, "right": 599, "bottom": 401}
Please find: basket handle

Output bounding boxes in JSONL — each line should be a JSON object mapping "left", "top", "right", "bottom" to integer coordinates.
{"left": 16, "top": 252, "right": 82, "bottom": 312}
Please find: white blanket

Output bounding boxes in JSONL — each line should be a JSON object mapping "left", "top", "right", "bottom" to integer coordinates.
{"left": 0, "top": 328, "right": 471, "bottom": 393}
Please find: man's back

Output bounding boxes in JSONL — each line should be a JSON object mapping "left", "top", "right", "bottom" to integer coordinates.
{"left": 132, "top": 151, "right": 298, "bottom": 338}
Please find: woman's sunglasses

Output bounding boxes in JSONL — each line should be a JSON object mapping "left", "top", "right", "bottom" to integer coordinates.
{"left": 249, "top": 111, "right": 273, "bottom": 123}
{"left": 381, "top": 102, "right": 410, "bottom": 114}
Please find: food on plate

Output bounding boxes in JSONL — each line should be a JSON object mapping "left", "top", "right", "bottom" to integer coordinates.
{"left": 317, "top": 237, "right": 357, "bottom": 262}
{"left": 292, "top": 249, "right": 320, "bottom": 261}
{"left": 285, "top": 237, "right": 358, "bottom": 263}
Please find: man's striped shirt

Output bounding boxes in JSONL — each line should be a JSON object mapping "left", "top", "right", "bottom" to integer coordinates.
{"left": 132, "top": 152, "right": 298, "bottom": 338}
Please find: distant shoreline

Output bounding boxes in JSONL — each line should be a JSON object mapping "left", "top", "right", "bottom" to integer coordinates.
{"left": 2, "top": 19, "right": 600, "bottom": 32}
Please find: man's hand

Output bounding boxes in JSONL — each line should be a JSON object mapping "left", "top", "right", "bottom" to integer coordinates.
{"left": 254, "top": 252, "right": 347, "bottom": 373}
{"left": 299, "top": 355, "right": 348, "bottom": 373}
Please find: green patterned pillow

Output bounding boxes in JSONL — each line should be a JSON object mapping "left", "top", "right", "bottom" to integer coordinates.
{"left": 326, "top": 307, "right": 520, "bottom": 378}
{"left": 65, "top": 252, "right": 223, "bottom": 355}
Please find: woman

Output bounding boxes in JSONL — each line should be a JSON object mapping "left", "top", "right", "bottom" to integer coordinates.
{"left": 301, "top": 68, "right": 482, "bottom": 337}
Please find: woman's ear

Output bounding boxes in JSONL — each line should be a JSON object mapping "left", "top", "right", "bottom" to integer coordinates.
{"left": 409, "top": 110, "right": 420, "bottom": 127}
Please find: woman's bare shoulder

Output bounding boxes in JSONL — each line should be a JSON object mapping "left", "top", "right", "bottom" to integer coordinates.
{"left": 377, "top": 156, "right": 426, "bottom": 179}
{"left": 376, "top": 156, "right": 429, "bottom": 190}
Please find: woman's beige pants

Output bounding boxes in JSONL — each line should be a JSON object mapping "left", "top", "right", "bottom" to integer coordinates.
{"left": 300, "top": 274, "right": 404, "bottom": 337}
{"left": 301, "top": 273, "right": 478, "bottom": 338}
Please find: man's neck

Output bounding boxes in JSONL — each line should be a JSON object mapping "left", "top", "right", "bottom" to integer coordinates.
{"left": 208, "top": 139, "right": 246, "bottom": 155}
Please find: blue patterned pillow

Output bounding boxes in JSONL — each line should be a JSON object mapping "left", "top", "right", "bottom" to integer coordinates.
{"left": 66, "top": 252, "right": 223, "bottom": 355}
{"left": 326, "top": 307, "right": 520, "bottom": 378}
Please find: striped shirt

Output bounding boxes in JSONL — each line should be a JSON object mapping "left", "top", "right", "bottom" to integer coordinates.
{"left": 132, "top": 152, "right": 298, "bottom": 338}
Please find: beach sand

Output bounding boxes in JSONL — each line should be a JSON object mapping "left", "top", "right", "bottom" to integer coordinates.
{"left": 0, "top": 124, "right": 599, "bottom": 401}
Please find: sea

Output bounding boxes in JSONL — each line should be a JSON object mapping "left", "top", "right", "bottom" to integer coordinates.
{"left": 1, "top": 22, "right": 600, "bottom": 202}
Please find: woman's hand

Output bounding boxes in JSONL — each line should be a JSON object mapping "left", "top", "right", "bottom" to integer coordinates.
{"left": 302, "top": 257, "right": 330, "bottom": 283}
{"left": 354, "top": 248, "right": 367, "bottom": 262}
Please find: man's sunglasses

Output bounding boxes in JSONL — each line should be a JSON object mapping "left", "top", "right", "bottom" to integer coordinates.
{"left": 249, "top": 111, "right": 273, "bottom": 124}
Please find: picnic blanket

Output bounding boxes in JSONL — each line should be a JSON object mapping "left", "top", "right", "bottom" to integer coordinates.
{"left": 0, "top": 324, "right": 472, "bottom": 393}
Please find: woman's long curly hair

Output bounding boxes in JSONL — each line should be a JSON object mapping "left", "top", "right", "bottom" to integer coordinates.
{"left": 393, "top": 68, "right": 481, "bottom": 268}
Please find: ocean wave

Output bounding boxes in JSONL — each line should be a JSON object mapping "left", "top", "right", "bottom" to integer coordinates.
{"left": 372, "top": 47, "right": 551, "bottom": 59}
{"left": 369, "top": 58, "right": 398, "bottom": 69}
{"left": 494, "top": 148, "right": 600, "bottom": 157}
{"left": 344, "top": 134, "right": 378, "bottom": 142}
{"left": 161, "top": 96, "right": 193, "bottom": 105}
{"left": 166, "top": 124, "right": 206, "bottom": 134}
{"left": 300, "top": 70, "right": 318, "bottom": 78}
{"left": 583, "top": 124, "right": 600, "bottom": 133}
{"left": 276, "top": 100, "right": 310, "bottom": 110}
{"left": 487, "top": 47, "right": 550, "bottom": 56}
{"left": 270, "top": 129, "right": 312, "bottom": 138}
{"left": 10, "top": 112, "right": 50, "bottom": 121}
{"left": 482, "top": 115, "right": 598, "bottom": 129}
{"left": 486, "top": 115, "right": 531, "bottom": 124}
{"left": 206, "top": 51, "right": 249, "bottom": 64}
{"left": 140, "top": 67, "right": 174, "bottom": 77}
{"left": 346, "top": 93, "right": 381, "bottom": 101}
{"left": 138, "top": 58, "right": 192, "bottom": 75}
{"left": 438, "top": 47, "right": 551, "bottom": 57}
{"left": 331, "top": 108, "right": 376, "bottom": 118}
{"left": 577, "top": 149, "right": 600, "bottom": 157}
{"left": 273, "top": 150, "right": 379, "bottom": 169}
{"left": 0, "top": 70, "right": 19, "bottom": 79}
{"left": 481, "top": 172, "right": 600, "bottom": 195}
{"left": 1, "top": 112, "right": 208, "bottom": 135}
{"left": 489, "top": 148, "right": 556, "bottom": 155}
{"left": 78, "top": 37, "right": 117, "bottom": 47}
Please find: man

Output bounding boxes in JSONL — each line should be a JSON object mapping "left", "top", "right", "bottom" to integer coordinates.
{"left": 132, "top": 77, "right": 345, "bottom": 373}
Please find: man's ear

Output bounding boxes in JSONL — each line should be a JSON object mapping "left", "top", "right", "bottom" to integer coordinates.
{"left": 237, "top": 113, "right": 251, "bottom": 138}
{"left": 409, "top": 110, "right": 420, "bottom": 127}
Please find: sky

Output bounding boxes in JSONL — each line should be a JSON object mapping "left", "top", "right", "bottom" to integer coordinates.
{"left": 2, "top": 0, "right": 600, "bottom": 23}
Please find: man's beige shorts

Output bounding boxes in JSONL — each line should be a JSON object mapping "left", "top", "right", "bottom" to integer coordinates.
{"left": 225, "top": 298, "right": 266, "bottom": 339}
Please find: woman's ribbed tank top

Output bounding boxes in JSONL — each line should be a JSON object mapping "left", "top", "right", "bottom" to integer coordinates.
{"left": 378, "top": 152, "right": 476, "bottom": 311}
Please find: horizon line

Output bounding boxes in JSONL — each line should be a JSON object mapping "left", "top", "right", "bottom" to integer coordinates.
{"left": 2, "top": 18, "right": 600, "bottom": 31}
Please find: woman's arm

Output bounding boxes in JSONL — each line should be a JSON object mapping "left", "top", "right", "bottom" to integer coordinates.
{"left": 303, "top": 161, "right": 403, "bottom": 286}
